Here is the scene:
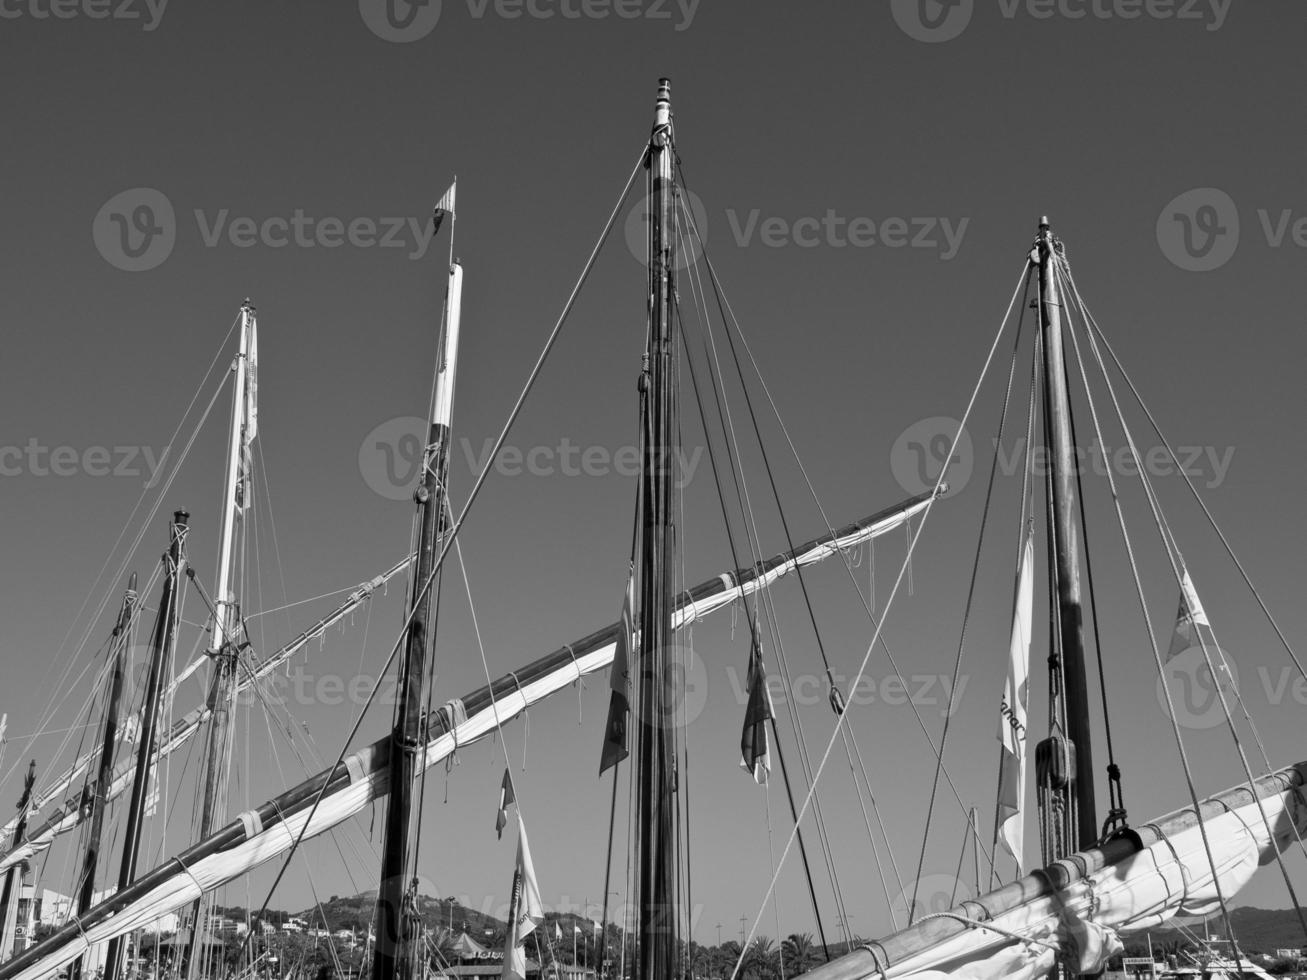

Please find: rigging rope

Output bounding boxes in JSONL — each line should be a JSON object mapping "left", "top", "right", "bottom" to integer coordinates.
{"left": 1057, "top": 259, "right": 1307, "bottom": 942}
{"left": 671, "top": 172, "right": 997, "bottom": 876}
{"left": 909, "top": 267, "right": 1030, "bottom": 924}
{"left": 729, "top": 261, "right": 1033, "bottom": 980}
{"left": 1036, "top": 255, "right": 1241, "bottom": 950}
{"left": 240, "top": 139, "right": 649, "bottom": 944}
{"left": 674, "top": 305, "right": 834, "bottom": 962}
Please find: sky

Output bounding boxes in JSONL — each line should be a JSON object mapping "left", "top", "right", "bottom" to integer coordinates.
{"left": 2, "top": 0, "right": 1307, "bottom": 954}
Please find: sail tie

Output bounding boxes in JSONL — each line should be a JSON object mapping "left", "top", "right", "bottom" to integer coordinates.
{"left": 562, "top": 643, "right": 584, "bottom": 724}
{"left": 916, "top": 911, "right": 1062, "bottom": 956}
{"left": 437, "top": 699, "right": 469, "bottom": 774}
{"left": 237, "top": 808, "right": 263, "bottom": 839}
{"left": 506, "top": 671, "right": 531, "bottom": 769}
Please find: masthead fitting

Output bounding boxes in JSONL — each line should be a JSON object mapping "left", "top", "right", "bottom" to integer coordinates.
{"left": 1039, "top": 216, "right": 1050, "bottom": 232}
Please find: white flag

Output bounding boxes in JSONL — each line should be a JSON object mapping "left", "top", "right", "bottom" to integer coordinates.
{"left": 1167, "top": 567, "right": 1210, "bottom": 661}
{"left": 501, "top": 814, "right": 544, "bottom": 980}
{"left": 996, "top": 530, "right": 1034, "bottom": 871}
{"left": 433, "top": 180, "right": 457, "bottom": 234}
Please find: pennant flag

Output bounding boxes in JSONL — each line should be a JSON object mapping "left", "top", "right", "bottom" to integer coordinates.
{"left": 501, "top": 814, "right": 544, "bottom": 980}
{"left": 995, "top": 530, "right": 1035, "bottom": 871}
{"left": 739, "top": 639, "right": 774, "bottom": 784}
{"left": 433, "top": 180, "right": 457, "bottom": 234}
{"left": 599, "top": 566, "right": 636, "bottom": 775}
{"left": 495, "top": 768, "right": 516, "bottom": 840}
{"left": 1167, "top": 567, "right": 1211, "bottom": 661}
{"left": 573, "top": 925, "right": 582, "bottom": 935}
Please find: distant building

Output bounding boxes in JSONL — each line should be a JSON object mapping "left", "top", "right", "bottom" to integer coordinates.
{"left": 438, "top": 931, "right": 539, "bottom": 980}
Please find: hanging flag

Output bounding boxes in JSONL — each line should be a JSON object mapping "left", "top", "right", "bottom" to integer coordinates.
{"left": 739, "top": 639, "right": 773, "bottom": 784}
{"left": 554, "top": 923, "right": 562, "bottom": 941}
{"left": 433, "top": 180, "right": 457, "bottom": 234}
{"left": 495, "top": 768, "right": 516, "bottom": 840}
{"left": 1166, "top": 567, "right": 1211, "bottom": 661}
{"left": 501, "top": 814, "right": 544, "bottom": 980}
{"left": 599, "top": 566, "right": 636, "bottom": 775}
{"left": 995, "top": 530, "right": 1035, "bottom": 871}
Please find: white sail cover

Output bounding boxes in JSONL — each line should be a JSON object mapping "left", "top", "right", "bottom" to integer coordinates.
{"left": 800, "top": 764, "right": 1307, "bottom": 980}
{"left": 0, "top": 495, "right": 937, "bottom": 980}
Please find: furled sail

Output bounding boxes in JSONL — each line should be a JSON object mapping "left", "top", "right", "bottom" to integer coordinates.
{"left": 798, "top": 762, "right": 1307, "bottom": 980}
{"left": 0, "top": 491, "right": 937, "bottom": 980}
{"left": 0, "top": 558, "right": 412, "bottom": 875}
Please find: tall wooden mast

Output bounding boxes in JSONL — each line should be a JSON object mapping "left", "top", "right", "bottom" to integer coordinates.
{"left": 1034, "top": 218, "right": 1097, "bottom": 852}
{"left": 69, "top": 573, "right": 138, "bottom": 980}
{"left": 372, "top": 247, "right": 464, "bottom": 980}
{"left": 184, "top": 300, "right": 257, "bottom": 977}
{"left": 635, "top": 77, "right": 679, "bottom": 980}
{"left": 0, "top": 761, "right": 36, "bottom": 962}
{"left": 104, "top": 511, "right": 189, "bottom": 980}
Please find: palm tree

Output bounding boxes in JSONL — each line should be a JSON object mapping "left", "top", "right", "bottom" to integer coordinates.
{"left": 781, "top": 933, "right": 817, "bottom": 976}
{"left": 742, "top": 937, "right": 780, "bottom": 980}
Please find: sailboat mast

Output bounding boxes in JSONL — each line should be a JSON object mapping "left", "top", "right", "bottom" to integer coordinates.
{"left": 184, "top": 298, "right": 256, "bottom": 978}
{"left": 69, "top": 574, "right": 138, "bottom": 980}
{"left": 636, "top": 77, "right": 679, "bottom": 980}
{"left": 372, "top": 256, "right": 464, "bottom": 980}
{"left": 1034, "top": 218, "right": 1097, "bottom": 851}
{"left": 0, "top": 762, "right": 36, "bottom": 962}
{"left": 104, "top": 511, "right": 189, "bottom": 980}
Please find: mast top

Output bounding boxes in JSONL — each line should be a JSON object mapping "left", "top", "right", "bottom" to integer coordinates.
{"left": 655, "top": 78, "right": 671, "bottom": 128}
{"left": 241, "top": 298, "right": 255, "bottom": 314}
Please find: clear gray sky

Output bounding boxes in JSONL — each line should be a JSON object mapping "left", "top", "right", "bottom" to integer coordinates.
{"left": 2, "top": 0, "right": 1306, "bottom": 947}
